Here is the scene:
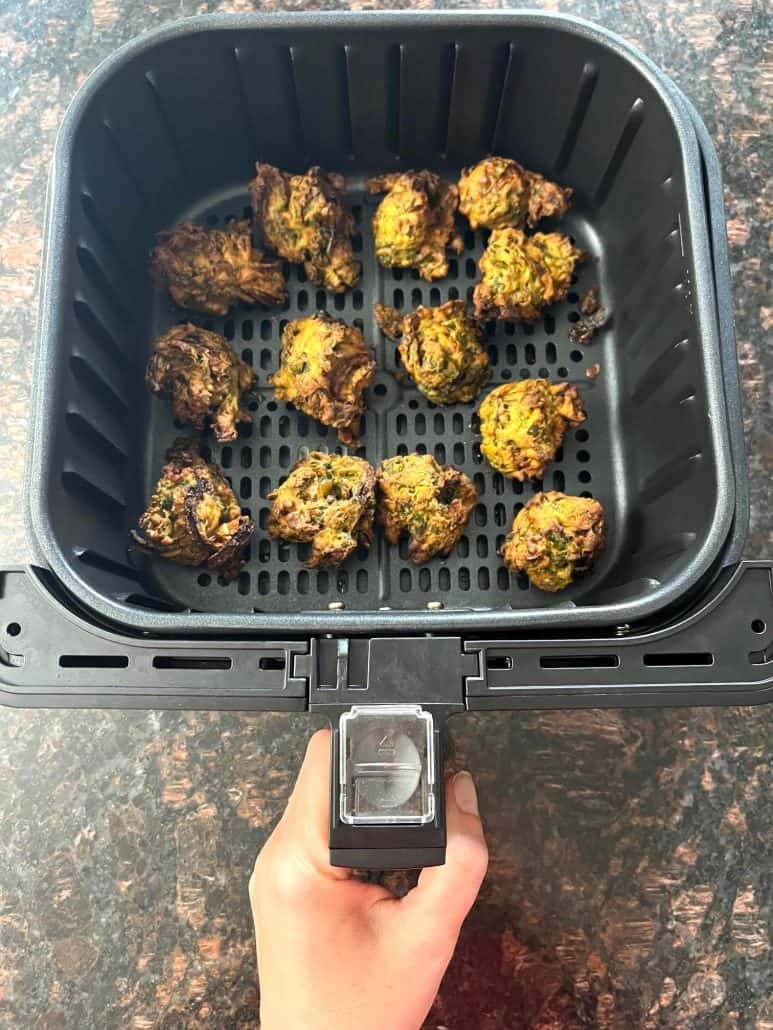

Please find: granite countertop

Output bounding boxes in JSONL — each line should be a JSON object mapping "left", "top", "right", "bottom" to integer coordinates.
{"left": 0, "top": 1, "right": 771, "bottom": 1026}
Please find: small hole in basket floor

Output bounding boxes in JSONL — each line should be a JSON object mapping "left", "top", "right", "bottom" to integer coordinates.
{"left": 6, "top": 622, "right": 21, "bottom": 637}
{"left": 751, "top": 619, "right": 766, "bottom": 634}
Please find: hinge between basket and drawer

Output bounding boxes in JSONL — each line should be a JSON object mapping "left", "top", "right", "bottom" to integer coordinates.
{"left": 307, "top": 636, "right": 474, "bottom": 712}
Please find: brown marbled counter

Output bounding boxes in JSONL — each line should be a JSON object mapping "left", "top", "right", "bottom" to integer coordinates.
{"left": 0, "top": 1, "right": 771, "bottom": 1026}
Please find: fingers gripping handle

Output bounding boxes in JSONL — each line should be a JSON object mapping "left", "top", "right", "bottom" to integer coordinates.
{"left": 329, "top": 705, "right": 447, "bottom": 869}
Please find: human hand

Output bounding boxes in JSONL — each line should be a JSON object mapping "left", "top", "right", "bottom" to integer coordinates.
{"left": 250, "top": 729, "right": 488, "bottom": 1030}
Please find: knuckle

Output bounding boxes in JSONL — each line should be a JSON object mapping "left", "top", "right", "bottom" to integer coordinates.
{"left": 256, "top": 847, "right": 315, "bottom": 906}
{"left": 271, "top": 859, "right": 308, "bottom": 903}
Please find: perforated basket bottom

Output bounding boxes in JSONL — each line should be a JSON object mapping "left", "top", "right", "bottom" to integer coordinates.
{"left": 141, "top": 182, "right": 620, "bottom": 613}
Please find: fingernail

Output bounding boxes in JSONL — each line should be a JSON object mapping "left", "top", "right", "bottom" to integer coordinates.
{"left": 453, "top": 771, "right": 479, "bottom": 815}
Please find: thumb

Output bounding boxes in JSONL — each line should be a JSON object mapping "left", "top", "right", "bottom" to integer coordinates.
{"left": 404, "top": 770, "right": 488, "bottom": 933}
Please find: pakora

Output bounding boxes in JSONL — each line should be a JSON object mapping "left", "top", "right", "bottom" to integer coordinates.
{"left": 151, "top": 220, "right": 286, "bottom": 316}
{"left": 367, "top": 171, "right": 463, "bottom": 281}
{"left": 250, "top": 163, "right": 360, "bottom": 293}
{"left": 131, "top": 438, "right": 254, "bottom": 582}
{"left": 478, "top": 379, "right": 586, "bottom": 481}
{"left": 502, "top": 491, "right": 606, "bottom": 592}
{"left": 268, "top": 452, "right": 376, "bottom": 568}
{"left": 146, "top": 324, "right": 255, "bottom": 444}
{"left": 474, "top": 228, "right": 584, "bottom": 321}
{"left": 376, "top": 452, "right": 477, "bottom": 564}
{"left": 458, "top": 156, "right": 572, "bottom": 231}
{"left": 374, "top": 300, "right": 490, "bottom": 404}
{"left": 270, "top": 311, "right": 375, "bottom": 446}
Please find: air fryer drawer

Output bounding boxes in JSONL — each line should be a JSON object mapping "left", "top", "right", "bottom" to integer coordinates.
{"left": 27, "top": 12, "right": 736, "bottom": 635}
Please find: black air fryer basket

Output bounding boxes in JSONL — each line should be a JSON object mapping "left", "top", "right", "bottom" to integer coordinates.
{"left": 4, "top": 12, "right": 770, "bottom": 868}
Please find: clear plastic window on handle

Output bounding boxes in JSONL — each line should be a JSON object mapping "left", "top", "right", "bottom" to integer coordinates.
{"left": 339, "top": 705, "right": 436, "bottom": 826}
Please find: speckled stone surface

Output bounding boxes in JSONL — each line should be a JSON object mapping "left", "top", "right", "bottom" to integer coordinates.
{"left": 0, "top": 1, "right": 771, "bottom": 1027}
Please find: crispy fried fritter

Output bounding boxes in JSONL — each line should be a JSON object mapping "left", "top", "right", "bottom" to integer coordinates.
{"left": 151, "top": 220, "right": 286, "bottom": 316}
{"left": 250, "top": 163, "right": 360, "bottom": 293}
{"left": 473, "top": 228, "right": 584, "bottom": 321}
{"left": 376, "top": 453, "right": 476, "bottom": 564}
{"left": 458, "top": 156, "right": 572, "bottom": 231}
{"left": 375, "top": 300, "right": 490, "bottom": 405}
{"left": 145, "top": 324, "right": 255, "bottom": 444}
{"left": 478, "top": 379, "right": 586, "bottom": 481}
{"left": 368, "top": 171, "right": 463, "bottom": 281}
{"left": 270, "top": 312, "right": 375, "bottom": 446}
{"left": 268, "top": 452, "right": 376, "bottom": 568}
{"left": 131, "top": 439, "right": 254, "bottom": 581}
{"left": 502, "top": 491, "right": 606, "bottom": 592}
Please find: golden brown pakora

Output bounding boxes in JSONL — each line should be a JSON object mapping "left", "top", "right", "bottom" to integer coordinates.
{"left": 131, "top": 439, "right": 254, "bottom": 582}
{"left": 367, "top": 171, "right": 463, "bottom": 281}
{"left": 478, "top": 379, "right": 586, "bottom": 481}
{"left": 376, "top": 453, "right": 477, "bottom": 564}
{"left": 459, "top": 156, "right": 572, "bottom": 231}
{"left": 473, "top": 228, "right": 584, "bottom": 321}
{"left": 268, "top": 452, "right": 376, "bottom": 568}
{"left": 151, "top": 220, "right": 286, "bottom": 316}
{"left": 145, "top": 324, "right": 255, "bottom": 444}
{"left": 502, "top": 491, "right": 606, "bottom": 592}
{"left": 270, "top": 312, "right": 375, "bottom": 446}
{"left": 374, "top": 300, "right": 490, "bottom": 405}
{"left": 250, "top": 163, "right": 360, "bottom": 292}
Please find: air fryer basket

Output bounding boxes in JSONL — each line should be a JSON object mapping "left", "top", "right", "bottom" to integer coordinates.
{"left": 28, "top": 11, "right": 737, "bottom": 635}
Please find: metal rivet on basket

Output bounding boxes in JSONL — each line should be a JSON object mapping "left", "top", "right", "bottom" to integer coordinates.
{"left": 379, "top": 606, "right": 392, "bottom": 611}
{"left": 427, "top": 601, "right": 444, "bottom": 610}
{"left": 328, "top": 601, "right": 346, "bottom": 611}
